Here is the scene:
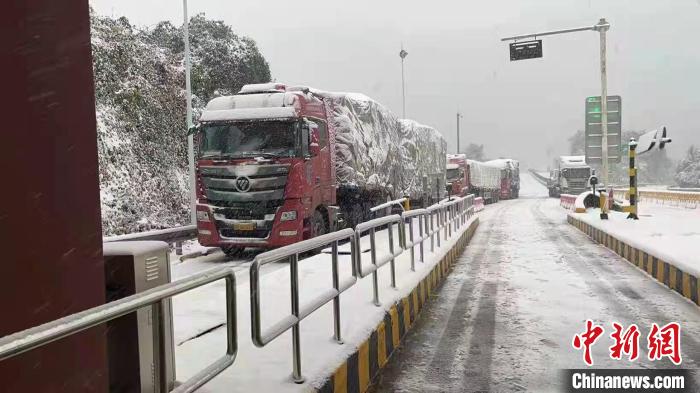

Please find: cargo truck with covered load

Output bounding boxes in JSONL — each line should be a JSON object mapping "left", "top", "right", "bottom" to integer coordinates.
{"left": 467, "top": 159, "right": 502, "bottom": 203}
{"left": 485, "top": 159, "right": 520, "bottom": 199}
{"left": 192, "top": 83, "right": 446, "bottom": 256}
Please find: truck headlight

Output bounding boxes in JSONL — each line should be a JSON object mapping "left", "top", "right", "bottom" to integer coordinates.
{"left": 196, "top": 210, "right": 210, "bottom": 222}
{"left": 280, "top": 211, "right": 297, "bottom": 222}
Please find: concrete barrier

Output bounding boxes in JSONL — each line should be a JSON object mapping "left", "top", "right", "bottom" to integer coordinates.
{"left": 474, "top": 197, "right": 485, "bottom": 212}
{"left": 567, "top": 215, "right": 699, "bottom": 308}
{"left": 560, "top": 194, "right": 576, "bottom": 211}
{"left": 316, "top": 217, "right": 480, "bottom": 393}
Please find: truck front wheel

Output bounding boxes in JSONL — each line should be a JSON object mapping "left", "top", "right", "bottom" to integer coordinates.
{"left": 312, "top": 210, "right": 328, "bottom": 237}
{"left": 222, "top": 246, "right": 245, "bottom": 259}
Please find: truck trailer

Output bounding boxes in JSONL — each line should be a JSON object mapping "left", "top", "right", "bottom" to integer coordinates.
{"left": 192, "top": 83, "right": 446, "bottom": 255}
{"left": 485, "top": 159, "right": 520, "bottom": 199}
{"left": 467, "top": 159, "right": 502, "bottom": 203}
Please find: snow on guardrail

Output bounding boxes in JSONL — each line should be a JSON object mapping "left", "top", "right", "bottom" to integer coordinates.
{"left": 613, "top": 188, "right": 699, "bottom": 209}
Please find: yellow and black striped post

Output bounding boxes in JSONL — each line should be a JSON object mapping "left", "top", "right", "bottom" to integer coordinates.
{"left": 627, "top": 137, "right": 639, "bottom": 220}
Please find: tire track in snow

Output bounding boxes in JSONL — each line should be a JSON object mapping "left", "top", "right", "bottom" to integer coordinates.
{"left": 530, "top": 200, "right": 700, "bottom": 369}
{"left": 370, "top": 202, "right": 511, "bottom": 392}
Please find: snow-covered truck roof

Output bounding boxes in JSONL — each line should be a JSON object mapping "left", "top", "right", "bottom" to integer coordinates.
{"left": 485, "top": 158, "right": 519, "bottom": 170}
{"left": 199, "top": 91, "right": 301, "bottom": 122}
{"left": 558, "top": 155, "right": 589, "bottom": 167}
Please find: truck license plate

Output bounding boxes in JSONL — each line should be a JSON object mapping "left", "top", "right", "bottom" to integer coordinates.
{"left": 233, "top": 222, "right": 255, "bottom": 231}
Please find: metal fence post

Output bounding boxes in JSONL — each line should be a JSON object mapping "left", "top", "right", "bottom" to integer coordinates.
{"left": 370, "top": 228, "right": 380, "bottom": 306}
{"left": 408, "top": 219, "right": 415, "bottom": 271}
{"left": 331, "top": 241, "right": 343, "bottom": 343}
{"left": 436, "top": 210, "right": 442, "bottom": 248}
{"left": 444, "top": 208, "right": 449, "bottom": 239}
{"left": 289, "top": 253, "right": 304, "bottom": 383}
{"left": 429, "top": 212, "right": 435, "bottom": 252}
{"left": 388, "top": 223, "right": 397, "bottom": 288}
{"left": 419, "top": 215, "right": 425, "bottom": 262}
{"left": 448, "top": 206, "right": 453, "bottom": 238}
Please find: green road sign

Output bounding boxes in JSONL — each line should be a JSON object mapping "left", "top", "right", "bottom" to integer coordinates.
{"left": 585, "top": 95, "right": 622, "bottom": 164}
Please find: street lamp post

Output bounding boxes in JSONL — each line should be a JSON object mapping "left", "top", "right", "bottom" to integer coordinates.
{"left": 183, "top": 0, "right": 196, "bottom": 224}
{"left": 399, "top": 47, "right": 408, "bottom": 119}
{"left": 456, "top": 112, "right": 463, "bottom": 154}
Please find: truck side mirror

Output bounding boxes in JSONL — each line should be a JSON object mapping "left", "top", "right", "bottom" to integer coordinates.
{"left": 187, "top": 124, "right": 199, "bottom": 136}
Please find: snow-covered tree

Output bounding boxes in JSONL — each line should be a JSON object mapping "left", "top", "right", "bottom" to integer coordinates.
{"left": 675, "top": 145, "right": 700, "bottom": 187}
{"left": 567, "top": 129, "right": 675, "bottom": 185}
{"left": 92, "top": 11, "right": 271, "bottom": 235}
{"left": 464, "top": 143, "right": 486, "bottom": 161}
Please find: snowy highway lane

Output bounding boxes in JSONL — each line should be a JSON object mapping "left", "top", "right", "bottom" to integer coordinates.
{"left": 371, "top": 179, "right": 700, "bottom": 392}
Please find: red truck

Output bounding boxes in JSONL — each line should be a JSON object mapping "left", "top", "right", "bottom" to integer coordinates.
{"left": 446, "top": 154, "right": 471, "bottom": 197}
{"left": 192, "top": 83, "right": 446, "bottom": 256}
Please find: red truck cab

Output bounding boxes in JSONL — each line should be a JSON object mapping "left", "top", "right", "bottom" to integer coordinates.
{"left": 446, "top": 154, "right": 470, "bottom": 197}
{"left": 193, "top": 84, "right": 337, "bottom": 256}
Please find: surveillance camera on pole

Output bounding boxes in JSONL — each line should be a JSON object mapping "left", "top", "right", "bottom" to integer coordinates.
{"left": 589, "top": 169, "right": 598, "bottom": 195}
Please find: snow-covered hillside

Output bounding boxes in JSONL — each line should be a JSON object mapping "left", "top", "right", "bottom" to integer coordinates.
{"left": 91, "top": 12, "right": 271, "bottom": 235}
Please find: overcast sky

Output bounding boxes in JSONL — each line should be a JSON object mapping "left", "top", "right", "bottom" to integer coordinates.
{"left": 90, "top": 0, "right": 700, "bottom": 169}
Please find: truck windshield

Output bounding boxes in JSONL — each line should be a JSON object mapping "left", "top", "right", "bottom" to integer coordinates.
{"left": 446, "top": 168, "right": 461, "bottom": 181}
{"left": 562, "top": 167, "right": 591, "bottom": 178}
{"left": 198, "top": 121, "right": 298, "bottom": 159}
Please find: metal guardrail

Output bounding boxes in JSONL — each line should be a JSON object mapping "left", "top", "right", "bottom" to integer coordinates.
{"left": 528, "top": 168, "right": 551, "bottom": 187}
{"left": 613, "top": 188, "right": 700, "bottom": 209}
{"left": 402, "top": 209, "right": 428, "bottom": 271}
{"left": 1, "top": 195, "right": 478, "bottom": 391}
{"left": 369, "top": 197, "right": 408, "bottom": 214}
{"left": 0, "top": 267, "right": 237, "bottom": 393}
{"left": 249, "top": 196, "right": 475, "bottom": 384}
{"left": 250, "top": 228, "right": 357, "bottom": 383}
{"left": 354, "top": 215, "right": 405, "bottom": 306}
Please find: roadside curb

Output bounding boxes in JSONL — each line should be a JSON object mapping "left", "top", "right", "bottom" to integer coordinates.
{"left": 567, "top": 215, "right": 699, "bottom": 308}
{"left": 315, "top": 217, "right": 480, "bottom": 393}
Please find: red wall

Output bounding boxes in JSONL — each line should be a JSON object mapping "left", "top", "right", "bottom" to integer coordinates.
{"left": 0, "top": 1, "right": 108, "bottom": 391}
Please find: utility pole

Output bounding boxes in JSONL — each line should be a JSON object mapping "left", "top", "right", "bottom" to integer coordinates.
{"left": 501, "top": 17, "right": 613, "bottom": 191}
{"left": 593, "top": 18, "right": 610, "bottom": 191}
{"left": 399, "top": 46, "right": 408, "bottom": 119}
{"left": 183, "top": 0, "right": 196, "bottom": 224}
{"left": 456, "top": 112, "right": 463, "bottom": 154}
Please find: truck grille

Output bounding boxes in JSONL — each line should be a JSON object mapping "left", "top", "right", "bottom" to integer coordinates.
{"left": 212, "top": 200, "right": 283, "bottom": 220}
{"left": 200, "top": 164, "right": 289, "bottom": 203}
{"left": 219, "top": 228, "right": 270, "bottom": 239}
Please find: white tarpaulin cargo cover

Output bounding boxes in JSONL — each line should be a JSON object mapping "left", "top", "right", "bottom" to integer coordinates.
{"left": 468, "top": 159, "right": 501, "bottom": 189}
{"left": 313, "top": 90, "right": 446, "bottom": 199}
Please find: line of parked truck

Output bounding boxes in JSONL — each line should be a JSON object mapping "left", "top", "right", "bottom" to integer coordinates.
{"left": 191, "top": 83, "right": 519, "bottom": 255}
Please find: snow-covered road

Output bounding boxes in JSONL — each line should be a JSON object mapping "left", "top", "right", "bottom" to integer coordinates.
{"left": 371, "top": 175, "right": 700, "bottom": 392}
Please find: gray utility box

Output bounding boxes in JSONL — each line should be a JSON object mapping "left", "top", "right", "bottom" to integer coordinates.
{"left": 103, "top": 241, "right": 176, "bottom": 393}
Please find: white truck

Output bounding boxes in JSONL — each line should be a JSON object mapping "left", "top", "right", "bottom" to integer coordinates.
{"left": 548, "top": 156, "right": 592, "bottom": 197}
